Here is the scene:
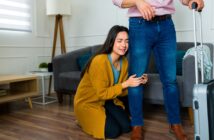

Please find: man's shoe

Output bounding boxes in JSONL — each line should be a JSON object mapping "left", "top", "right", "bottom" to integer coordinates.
{"left": 130, "top": 126, "right": 144, "bottom": 140}
{"left": 169, "top": 124, "right": 187, "bottom": 140}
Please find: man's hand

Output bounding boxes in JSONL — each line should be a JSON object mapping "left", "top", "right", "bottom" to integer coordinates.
{"left": 188, "top": 0, "right": 204, "bottom": 11}
{"left": 135, "top": 0, "right": 155, "bottom": 21}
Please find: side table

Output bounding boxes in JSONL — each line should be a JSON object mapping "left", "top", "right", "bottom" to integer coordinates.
{"left": 29, "top": 71, "right": 57, "bottom": 105}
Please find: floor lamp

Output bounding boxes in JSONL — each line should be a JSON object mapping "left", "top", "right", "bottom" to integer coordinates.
{"left": 46, "top": 0, "right": 71, "bottom": 59}
{"left": 46, "top": 0, "right": 71, "bottom": 95}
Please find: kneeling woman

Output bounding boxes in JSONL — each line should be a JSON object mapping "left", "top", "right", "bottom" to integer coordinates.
{"left": 74, "top": 25, "right": 148, "bottom": 139}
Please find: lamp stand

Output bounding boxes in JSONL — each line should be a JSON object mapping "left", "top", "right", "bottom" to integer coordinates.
{"left": 48, "top": 14, "right": 67, "bottom": 96}
{"left": 52, "top": 14, "right": 67, "bottom": 59}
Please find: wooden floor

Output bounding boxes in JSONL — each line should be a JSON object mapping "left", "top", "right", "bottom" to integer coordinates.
{"left": 0, "top": 96, "right": 194, "bottom": 140}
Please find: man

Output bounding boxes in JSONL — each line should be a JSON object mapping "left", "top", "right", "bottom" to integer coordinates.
{"left": 112, "top": 0, "right": 204, "bottom": 140}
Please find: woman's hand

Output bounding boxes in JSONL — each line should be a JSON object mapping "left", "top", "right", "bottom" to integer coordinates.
{"left": 140, "top": 74, "right": 148, "bottom": 84}
{"left": 122, "top": 74, "right": 145, "bottom": 89}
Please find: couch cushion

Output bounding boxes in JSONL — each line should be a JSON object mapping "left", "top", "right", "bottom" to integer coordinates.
{"left": 77, "top": 52, "right": 92, "bottom": 71}
{"left": 59, "top": 71, "right": 81, "bottom": 91}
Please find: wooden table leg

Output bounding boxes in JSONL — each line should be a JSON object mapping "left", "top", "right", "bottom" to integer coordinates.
{"left": 27, "top": 97, "right": 33, "bottom": 109}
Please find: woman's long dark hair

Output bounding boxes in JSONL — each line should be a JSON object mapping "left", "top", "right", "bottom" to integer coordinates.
{"left": 81, "top": 25, "right": 129, "bottom": 78}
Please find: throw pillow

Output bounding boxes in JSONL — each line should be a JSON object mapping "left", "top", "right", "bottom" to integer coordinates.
{"left": 77, "top": 52, "right": 92, "bottom": 71}
{"left": 176, "top": 50, "right": 186, "bottom": 75}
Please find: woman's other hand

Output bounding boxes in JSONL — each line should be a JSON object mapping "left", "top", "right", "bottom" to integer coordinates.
{"left": 140, "top": 74, "right": 148, "bottom": 84}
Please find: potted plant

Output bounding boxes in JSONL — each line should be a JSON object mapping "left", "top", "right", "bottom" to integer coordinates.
{"left": 39, "top": 62, "right": 48, "bottom": 72}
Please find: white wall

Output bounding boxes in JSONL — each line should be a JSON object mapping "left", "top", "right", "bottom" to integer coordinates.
{"left": 0, "top": 0, "right": 213, "bottom": 75}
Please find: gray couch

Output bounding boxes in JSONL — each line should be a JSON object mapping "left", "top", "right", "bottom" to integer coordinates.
{"left": 53, "top": 43, "right": 213, "bottom": 111}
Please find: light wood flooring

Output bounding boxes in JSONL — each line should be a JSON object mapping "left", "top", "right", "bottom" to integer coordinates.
{"left": 0, "top": 95, "right": 194, "bottom": 140}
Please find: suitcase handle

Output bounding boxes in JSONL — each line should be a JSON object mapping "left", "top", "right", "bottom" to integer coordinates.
{"left": 192, "top": 2, "right": 204, "bottom": 84}
{"left": 192, "top": 2, "right": 198, "bottom": 9}
{"left": 191, "top": 2, "right": 202, "bottom": 12}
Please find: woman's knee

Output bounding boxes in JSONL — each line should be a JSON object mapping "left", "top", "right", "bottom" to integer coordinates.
{"left": 105, "top": 124, "right": 121, "bottom": 139}
{"left": 121, "top": 122, "right": 131, "bottom": 133}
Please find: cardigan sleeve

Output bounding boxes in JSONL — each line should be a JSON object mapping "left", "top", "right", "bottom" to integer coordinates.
{"left": 88, "top": 56, "right": 123, "bottom": 100}
{"left": 119, "top": 57, "right": 128, "bottom": 97}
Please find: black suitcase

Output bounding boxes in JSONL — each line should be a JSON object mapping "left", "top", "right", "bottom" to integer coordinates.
{"left": 192, "top": 3, "right": 214, "bottom": 140}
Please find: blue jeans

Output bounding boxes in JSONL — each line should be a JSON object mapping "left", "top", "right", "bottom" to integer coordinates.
{"left": 128, "top": 17, "right": 181, "bottom": 126}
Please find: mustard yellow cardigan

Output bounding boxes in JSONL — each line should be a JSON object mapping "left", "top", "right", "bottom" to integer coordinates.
{"left": 74, "top": 54, "right": 128, "bottom": 139}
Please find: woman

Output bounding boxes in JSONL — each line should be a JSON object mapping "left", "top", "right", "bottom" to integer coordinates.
{"left": 74, "top": 25, "right": 148, "bottom": 139}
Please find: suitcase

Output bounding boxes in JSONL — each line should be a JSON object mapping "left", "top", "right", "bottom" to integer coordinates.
{"left": 192, "top": 3, "right": 214, "bottom": 140}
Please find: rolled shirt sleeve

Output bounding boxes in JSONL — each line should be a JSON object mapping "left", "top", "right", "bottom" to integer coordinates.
{"left": 112, "top": 0, "right": 123, "bottom": 8}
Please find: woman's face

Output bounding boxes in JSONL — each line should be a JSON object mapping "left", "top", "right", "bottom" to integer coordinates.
{"left": 112, "top": 31, "right": 128, "bottom": 56}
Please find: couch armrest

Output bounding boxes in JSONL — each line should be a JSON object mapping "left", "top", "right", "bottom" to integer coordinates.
{"left": 182, "top": 55, "right": 195, "bottom": 107}
{"left": 53, "top": 52, "right": 79, "bottom": 73}
{"left": 52, "top": 47, "right": 91, "bottom": 91}
{"left": 181, "top": 42, "right": 214, "bottom": 107}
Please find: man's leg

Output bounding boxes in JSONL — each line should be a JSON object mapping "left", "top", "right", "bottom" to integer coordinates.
{"left": 128, "top": 17, "right": 154, "bottom": 140}
{"left": 128, "top": 17, "right": 153, "bottom": 126}
{"left": 153, "top": 18, "right": 187, "bottom": 140}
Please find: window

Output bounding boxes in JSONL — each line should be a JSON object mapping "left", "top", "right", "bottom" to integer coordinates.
{"left": 0, "top": 0, "right": 32, "bottom": 32}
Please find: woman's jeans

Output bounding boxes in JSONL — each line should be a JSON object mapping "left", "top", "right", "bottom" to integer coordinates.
{"left": 104, "top": 100, "right": 131, "bottom": 138}
{"left": 128, "top": 17, "right": 181, "bottom": 126}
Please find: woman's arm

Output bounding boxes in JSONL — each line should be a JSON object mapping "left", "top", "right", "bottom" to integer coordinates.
{"left": 89, "top": 57, "right": 124, "bottom": 100}
{"left": 89, "top": 56, "right": 145, "bottom": 100}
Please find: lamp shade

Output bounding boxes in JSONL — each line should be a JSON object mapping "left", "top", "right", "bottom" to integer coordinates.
{"left": 46, "top": 0, "right": 71, "bottom": 16}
